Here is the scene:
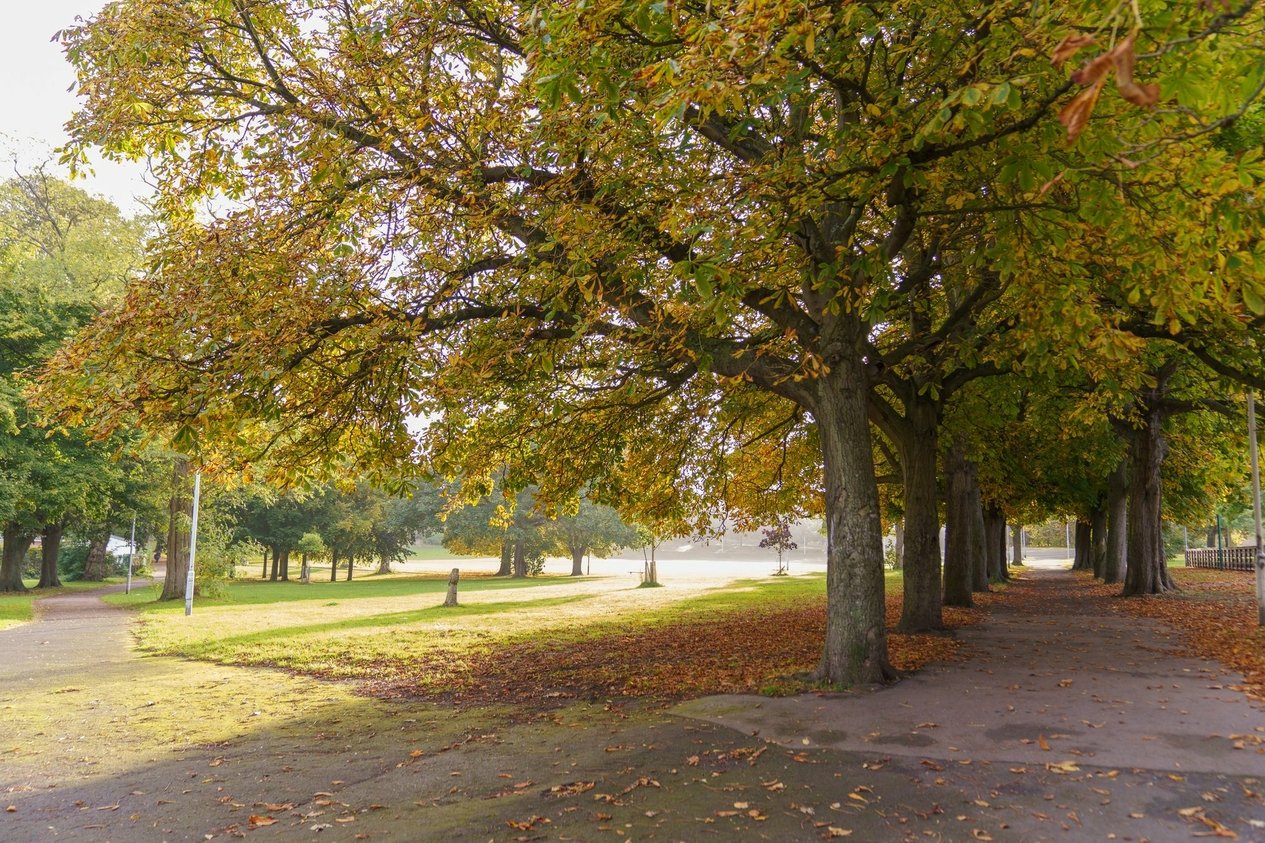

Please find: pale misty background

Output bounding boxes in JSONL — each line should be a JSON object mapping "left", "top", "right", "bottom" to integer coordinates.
{"left": 0, "top": 1, "right": 149, "bottom": 213}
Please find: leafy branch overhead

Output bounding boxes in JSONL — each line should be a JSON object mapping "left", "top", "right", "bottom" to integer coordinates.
{"left": 1054, "top": 31, "right": 1160, "bottom": 143}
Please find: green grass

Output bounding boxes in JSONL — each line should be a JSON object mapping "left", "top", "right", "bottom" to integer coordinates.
{"left": 92, "top": 570, "right": 906, "bottom": 687}
{"left": 0, "top": 578, "right": 124, "bottom": 629}
{"left": 104, "top": 571, "right": 580, "bottom": 610}
{"left": 403, "top": 544, "right": 463, "bottom": 561}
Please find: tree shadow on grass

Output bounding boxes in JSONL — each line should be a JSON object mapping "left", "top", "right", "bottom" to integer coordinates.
{"left": 164, "top": 593, "right": 603, "bottom": 658}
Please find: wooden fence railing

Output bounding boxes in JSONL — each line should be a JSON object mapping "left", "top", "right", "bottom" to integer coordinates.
{"left": 1184, "top": 546, "right": 1257, "bottom": 572}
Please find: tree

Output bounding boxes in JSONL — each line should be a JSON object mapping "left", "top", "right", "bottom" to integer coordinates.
{"left": 548, "top": 500, "right": 638, "bottom": 576}
{"left": 759, "top": 520, "right": 799, "bottom": 576}
{"left": 442, "top": 483, "right": 555, "bottom": 578}
{"left": 0, "top": 168, "right": 144, "bottom": 591}
{"left": 296, "top": 532, "right": 326, "bottom": 583}
{"left": 39, "top": 1, "right": 1265, "bottom": 684}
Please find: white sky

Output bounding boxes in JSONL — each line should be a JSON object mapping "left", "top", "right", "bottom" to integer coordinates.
{"left": 0, "top": 1, "right": 152, "bottom": 215}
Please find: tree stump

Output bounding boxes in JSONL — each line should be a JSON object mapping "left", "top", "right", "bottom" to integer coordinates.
{"left": 443, "top": 567, "right": 460, "bottom": 607}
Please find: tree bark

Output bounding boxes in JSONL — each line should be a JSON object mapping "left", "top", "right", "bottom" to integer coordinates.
{"left": 160, "top": 456, "right": 193, "bottom": 601}
{"left": 1205, "top": 525, "right": 1217, "bottom": 549}
{"left": 443, "top": 567, "right": 460, "bottom": 606}
{"left": 1090, "top": 505, "right": 1108, "bottom": 580}
{"left": 814, "top": 358, "right": 895, "bottom": 685}
{"left": 279, "top": 548, "right": 290, "bottom": 581}
{"left": 1123, "top": 408, "right": 1176, "bottom": 595}
{"left": 999, "top": 518, "right": 1010, "bottom": 578}
{"left": 38, "top": 522, "right": 63, "bottom": 588}
{"left": 261, "top": 547, "right": 269, "bottom": 579}
{"left": 269, "top": 544, "right": 280, "bottom": 581}
{"left": 346, "top": 554, "right": 354, "bottom": 580}
{"left": 967, "top": 466, "right": 989, "bottom": 593}
{"left": 1104, "top": 459, "right": 1128, "bottom": 584}
{"left": 570, "top": 546, "right": 586, "bottom": 576}
{"left": 894, "top": 400, "right": 943, "bottom": 631}
{"left": 82, "top": 532, "right": 111, "bottom": 581}
{"left": 943, "top": 446, "right": 975, "bottom": 608}
{"left": 1011, "top": 524, "right": 1024, "bottom": 566}
{"left": 376, "top": 557, "right": 392, "bottom": 575}
{"left": 984, "top": 505, "right": 1007, "bottom": 582}
{"left": 330, "top": 550, "right": 340, "bottom": 581}
{"left": 1072, "top": 520, "right": 1093, "bottom": 571}
{"left": 892, "top": 521, "right": 904, "bottom": 570}
{"left": 300, "top": 554, "right": 311, "bottom": 583}
{"left": 0, "top": 524, "right": 34, "bottom": 592}
{"left": 511, "top": 538, "right": 527, "bottom": 578}
{"left": 496, "top": 540, "right": 512, "bottom": 576}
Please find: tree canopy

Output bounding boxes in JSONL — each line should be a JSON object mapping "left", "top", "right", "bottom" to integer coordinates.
{"left": 33, "top": 1, "right": 1265, "bottom": 678}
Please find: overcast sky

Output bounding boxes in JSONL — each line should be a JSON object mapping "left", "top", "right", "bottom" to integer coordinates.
{"left": 0, "top": 2, "right": 151, "bottom": 214}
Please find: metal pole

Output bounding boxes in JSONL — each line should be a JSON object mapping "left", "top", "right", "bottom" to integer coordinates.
{"left": 1247, "top": 391, "right": 1265, "bottom": 626}
{"left": 125, "top": 515, "right": 136, "bottom": 594}
{"left": 184, "top": 472, "right": 202, "bottom": 617}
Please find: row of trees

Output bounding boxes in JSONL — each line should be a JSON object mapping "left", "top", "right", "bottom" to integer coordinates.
{"left": 28, "top": 2, "right": 1265, "bottom": 685}
{"left": 0, "top": 166, "right": 167, "bottom": 592}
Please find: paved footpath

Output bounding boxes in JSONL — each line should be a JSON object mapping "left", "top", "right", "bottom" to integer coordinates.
{"left": 1, "top": 569, "right": 1263, "bottom": 842}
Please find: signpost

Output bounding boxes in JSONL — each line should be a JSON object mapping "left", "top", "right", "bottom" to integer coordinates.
{"left": 184, "top": 472, "right": 202, "bottom": 617}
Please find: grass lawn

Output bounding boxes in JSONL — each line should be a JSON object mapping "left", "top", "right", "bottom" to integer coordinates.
{"left": 106, "top": 572, "right": 731, "bottom": 678}
{"left": 403, "top": 544, "right": 462, "bottom": 561}
{"left": 103, "top": 570, "right": 982, "bottom": 705}
{"left": 0, "top": 578, "right": 124, "bottom": 630}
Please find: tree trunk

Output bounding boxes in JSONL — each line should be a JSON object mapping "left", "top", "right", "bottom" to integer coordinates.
{"left": 895, "top": 401, "right": 943, "bottom": 631}
{"left": 346, "top": 555, "right": 354, "bottom": 580}
{"left": 0, "top": 524, "right": 34, "bottom": 592}
{"left": 300, "top": 554, "right": 311, "bottom": 583}
{"left": 376, "top": 557, "right": 392, "bottom": 575}
{"left": 984, "top": 505, "right": 1007, "bottom": 582}
{"left": 1123, "top": 410, "right": 1176, "bottom": 595}
{"left": 512, "top": 538, "right": 527, "bottom": 578}
{"left": 496, "top": 540, "right": 512, "bottom": 576}
{"left": 1090, "top": 505, "right": 1108, "bottom": 580}
{"left": 943, "top": 446, "right": 975, "bottom": 608}
{"left": 892, "top": 521, "right": 904, "bottom": 570}
{"left": 1072, "top": 518, "right": 1092, "bottom": 572}
{"left": 996, "top": 516, "right": 1006, "bottom": 574}
{"left": 1205, "top": 525, "right": 1217, "bottom": 549}
{"left": 1011, "top": 524, "right": 1024, "bottom": 566}
{"left": 38, "top": 522, "right": 63, "bottom": 588}
{"left": 814, "top": 358, "right": 894, "bottom": 685}
{"left": 1104, "top": 459, "right": 1128, "bottom": 584}
{"left": 262, "top": 547, "right": 269, "bottom": 579}
{"left": 330, "top": 550, "right": 339, "bottom": 582}
{"left": 82, "top": 532, "right": 111, "bottom": 581}
{"left": 443, "top": 567, "right": 460, "bottom": 606}
{"left": 967, "top": 466, "right": 989, "bottom": 592}
{"left": 160, "top": 456, "right": 193, "bottom": 601}
{"left": 279, "top": 548, "right": 290, "bottom": 581}
{"left": 269, "top": 544, "right": 280, "bottom": 581}
{"left": 570, "top": 546, "right": 586, "bottom": 576}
